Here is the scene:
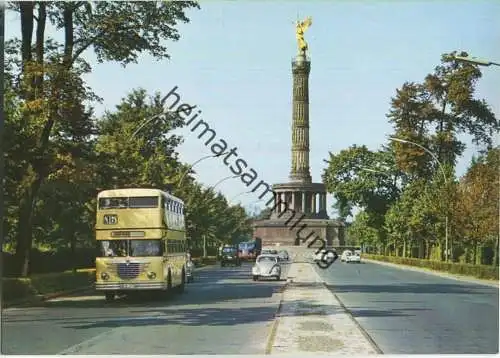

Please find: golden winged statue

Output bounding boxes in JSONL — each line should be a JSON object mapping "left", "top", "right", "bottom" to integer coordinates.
{"left": 296, "top": 16, "right": 312, "bottom": 55}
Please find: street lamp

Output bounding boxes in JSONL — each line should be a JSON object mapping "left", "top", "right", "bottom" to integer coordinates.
{"left": 360, "top": 167, "right": 391, "bottom": 177}
{"left": 389, "top": 136, "right": 450, "bottom": 262}
{"left": 177, "top": 152, "right": 227, "bottom": 188}
{"left": 229, "top": 190, "right": 253, "bottom": 203}
{"left": 208, "top": 174, "right": 240, "bottom": 191}
{"left": 453, "top": 55, "right": 500, "bottom": 67}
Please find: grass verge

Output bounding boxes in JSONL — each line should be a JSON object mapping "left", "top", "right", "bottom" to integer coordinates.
{"left": 2, "top": 269, "right": 96, "bottom": 304}
{"left": 3, "top": 256, "right": 220, "bottom": 304}
{"left": 364, "top": 254, "right": 499, "bottom": 281}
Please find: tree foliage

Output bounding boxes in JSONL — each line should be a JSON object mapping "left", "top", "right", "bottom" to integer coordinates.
{"left": 324, "top": 52, "right": 498, "bottom": 266}
{"left": 2, "top": 1, "right": 251, "bottom": 277}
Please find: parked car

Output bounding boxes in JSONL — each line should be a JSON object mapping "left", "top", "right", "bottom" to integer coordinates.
{"left": 341, "top": 250, "right": 352, "bottom": 262}
{"left": 252, "top": 254, "right": 281, "bottom": 281}
{"left": 221, "top": 246, "right": 241, "bottom": 267}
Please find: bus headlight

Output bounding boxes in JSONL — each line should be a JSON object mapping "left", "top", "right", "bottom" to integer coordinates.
{"left": 147, "top": 272, "right": 156, "bottom": 279}
{"left": 101, "top": 272, "right": 109, "bottom": 280}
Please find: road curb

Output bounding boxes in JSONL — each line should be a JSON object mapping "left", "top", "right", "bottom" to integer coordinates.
{"left": 363, "top": 258, "right": 499, "bottom": 288}
{"left": 265, "top": 281, "right": 288, "bottom": 354}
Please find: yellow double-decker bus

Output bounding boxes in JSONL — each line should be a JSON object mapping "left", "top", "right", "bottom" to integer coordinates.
{"left": 94, "top": 188, "right": 187, "bottom": 301}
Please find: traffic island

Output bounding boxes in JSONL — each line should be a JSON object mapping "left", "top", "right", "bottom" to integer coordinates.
{"left": 268, "top": 262, "right": 380, "bottom": 355}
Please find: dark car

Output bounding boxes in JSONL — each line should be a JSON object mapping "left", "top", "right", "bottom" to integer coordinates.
{"left": 221, "top": 246, "right": 241, "bottom": 267}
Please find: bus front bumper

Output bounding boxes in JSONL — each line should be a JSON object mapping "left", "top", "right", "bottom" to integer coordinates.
{"left": 95, "top": 282, "right": 168, "bottom": 291}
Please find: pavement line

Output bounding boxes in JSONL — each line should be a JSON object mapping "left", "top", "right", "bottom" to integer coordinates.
{"left": 364, "top": 258, "right": 499, "bottom": 288}
{"left": 324, "top": 283, "right": 383, "bottom": 354}
{"left": 58, "top": 329, "right": 118, "bottom": 355}
{"left": 265, "top": 283, "right": 287, "bottom": 354}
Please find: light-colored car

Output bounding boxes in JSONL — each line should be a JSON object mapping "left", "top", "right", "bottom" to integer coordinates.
{"left": 278, "top": 250, "right": 289, "bottom": 261}
{"left": 261, "top": 248, "right": 278, "bottom": 255}
{"left": 186, "top": 259, "right": 195, "bottom": 283}
{"left": 340, "top": 250, "right": 352, "bottom": 262}
{"left": 313, "top": 248, "right": 336, "bottom": 262}
{"left": 252, "top": 254, "right": 281, "bottom": 281}
{"left": 346, "top": 252, "right": 361, "bottom": 263}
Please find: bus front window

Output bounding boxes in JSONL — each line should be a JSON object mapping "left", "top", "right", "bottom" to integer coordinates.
{"left": 130, "top": 240, "right": 162, "bottom": 257}
{"left": 101, "top": 240, "right": 128, "bottom": 257}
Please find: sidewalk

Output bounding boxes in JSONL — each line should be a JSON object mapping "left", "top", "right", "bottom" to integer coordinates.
{"left": 269, "top": 262, "right": 379, "bottom": 355}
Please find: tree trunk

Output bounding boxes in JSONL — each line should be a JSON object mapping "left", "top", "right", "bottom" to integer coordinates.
{"left": 70, "top": 230, "right": 77, "bottom": 273}
{"left": 14, "top": 174, "right": 43, "bottom": 276}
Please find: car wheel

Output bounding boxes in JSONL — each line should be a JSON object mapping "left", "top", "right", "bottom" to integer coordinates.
{"left": 105, "top": 293, "right": 114, "bottom": 302}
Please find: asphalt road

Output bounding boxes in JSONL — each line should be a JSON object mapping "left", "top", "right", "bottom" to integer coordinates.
{"left": 315, "top": 260, "right": 499, "bottom": 354}
{"left": 2, "top": 262, "right": 289, "bottom": 355}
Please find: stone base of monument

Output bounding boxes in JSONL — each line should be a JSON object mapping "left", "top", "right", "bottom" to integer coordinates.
{"left": 253, "top": 218, "right": 343, "bottom": 248}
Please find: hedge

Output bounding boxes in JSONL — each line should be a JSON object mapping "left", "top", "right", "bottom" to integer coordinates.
{"left": 2, "top": 269, "right": 95, "bottom": 303}
{"left": 364, "top": 254, "right": 499, "bottom": 281}
{"left": 3, "top": 248, "right": 99, "bottom": 277}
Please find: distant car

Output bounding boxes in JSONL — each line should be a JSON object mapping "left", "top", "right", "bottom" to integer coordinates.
{"left": 341, "top": 250, "right": 352, "bottom": 262}
{"left": 313, "top": 248, "right": 336, "bottom": 261}
{"left": 346, "top": 251, "right": 361, "bottom": 263}
{"left": 278, "top": 250, "right": 289, "bottom": 261}
{"left": 221, "top": 246, "right": 241, "bottom": 267}
{"left": 252, "top": 254, "right": 281, "bottom": 281}
{"left": 186, "top": 258, "right": 195, "bottom": 283}
{"left": 261, "top": 248, "right": 278, "bottom": 255}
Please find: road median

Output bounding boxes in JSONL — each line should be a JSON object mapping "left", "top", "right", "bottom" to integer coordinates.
{"left": 267, "top": 262, "right": 379, "bottom": 355}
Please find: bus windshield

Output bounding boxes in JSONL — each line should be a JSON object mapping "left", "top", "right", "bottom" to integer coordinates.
{"left": 98, "top": 196, "right": 159, "bottom": 209}
{"left": 100, "top": 239, "right": 163, "bottom": 257}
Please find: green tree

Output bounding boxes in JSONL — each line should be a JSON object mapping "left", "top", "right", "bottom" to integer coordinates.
{"left": 6, "top": 1, "right": 199, "bottom": 276}
{"left": 388, "top": 51, "right": 498, "bottom": 178}
{"left": 457, "top": 148, "right": 499, "bottom": 265}
{"left": 322, "top": 145, "right": 405, "bottom": 222}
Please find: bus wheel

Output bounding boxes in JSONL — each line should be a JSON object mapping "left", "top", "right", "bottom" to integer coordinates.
{"left": 105, "top": 293, "right": 114, "bottom": 302}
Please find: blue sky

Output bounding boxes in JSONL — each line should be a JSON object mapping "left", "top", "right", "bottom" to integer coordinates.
{"left": 5, "top": 1, "right": 500, "bottom": 218}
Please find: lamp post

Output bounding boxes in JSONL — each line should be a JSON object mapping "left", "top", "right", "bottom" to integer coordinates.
{"left": 177, "top": 152, "right": 227, "bottom": 188}
{"left": 453, "top": 55, "right": 500, "bottom": 67}
{"left": 228, "top": 190, "right": 253, "bottom": 203}
{"left": 208, "top": 174, "right": 240, "bottom": 191}
{"left": 360, "top": 167, "right": 391, "bottom": 176}
{"left": 389, "top": 137, "right": 450, "bottom": 262}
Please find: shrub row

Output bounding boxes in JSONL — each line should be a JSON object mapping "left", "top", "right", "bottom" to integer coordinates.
{"left": 3, "top": 248, "right": 99, "bottom": 277}
{"left": 3, "top": 255, "right": 218, "bottom": 303}
{"left": 364, "top": 254, "right": 499, "bottom": 280}
{"left": 2, "top": 269, "right": 96, "bottom": 303}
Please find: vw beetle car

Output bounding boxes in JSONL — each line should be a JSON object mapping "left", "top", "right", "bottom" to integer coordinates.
{"left": 252, "top": 254, "right": 281, "bottom": 281}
